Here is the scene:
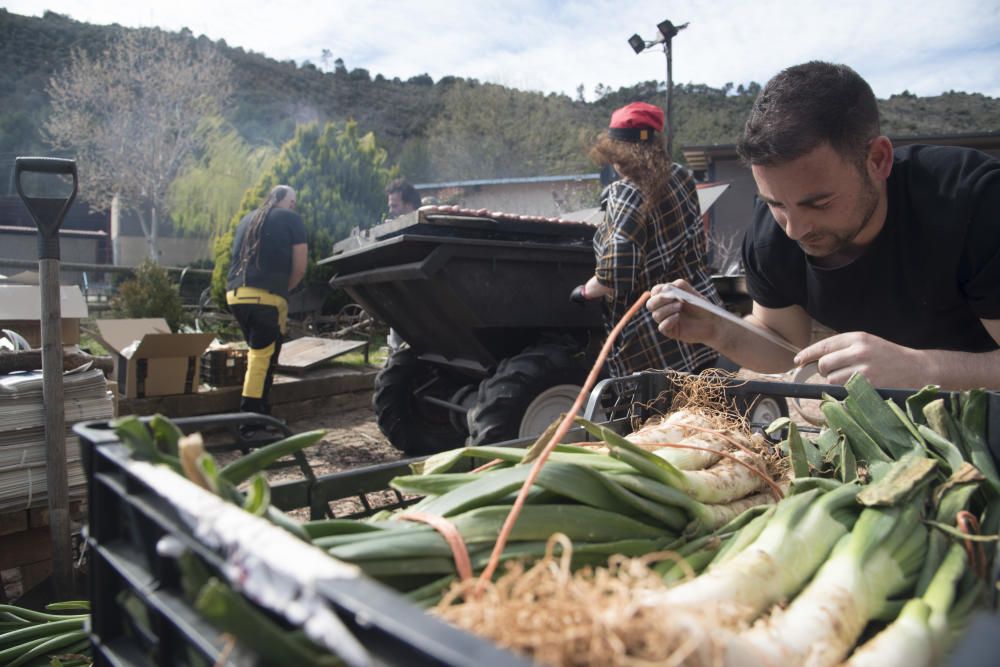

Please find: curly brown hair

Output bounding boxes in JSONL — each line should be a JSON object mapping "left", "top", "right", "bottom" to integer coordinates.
{"left": 588, "top": 133, "right": 674, "bottom": 216}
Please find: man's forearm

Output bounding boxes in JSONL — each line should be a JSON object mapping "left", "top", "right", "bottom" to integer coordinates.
{"left": 924, "top": 348, "right": 1000, "bottom": 390}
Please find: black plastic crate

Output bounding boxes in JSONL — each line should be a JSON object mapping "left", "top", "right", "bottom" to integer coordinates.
{"left": 199, "top": 348, "right": 248, "bottom": 388}
{"left": 76, "top": 417, "right": 531, "bottom": 667}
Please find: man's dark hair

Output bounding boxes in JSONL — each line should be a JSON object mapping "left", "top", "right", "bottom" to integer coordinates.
{"left": 386, "top": 178, "right": 421, "bottom": 209}
{"left": 737, "top": 62, "right": 880, "bottom": 167}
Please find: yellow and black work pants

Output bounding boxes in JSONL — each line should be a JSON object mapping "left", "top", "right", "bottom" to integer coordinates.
{"left": 226, "top": 287, "right": 288, "bottom": 414}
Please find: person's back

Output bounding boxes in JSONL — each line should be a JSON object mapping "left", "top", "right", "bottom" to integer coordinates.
{"left": 227, "top": 207, "right": 305, "bottom": 299}
{"left": 576, "top": 101, "right": 719, "bottom": 377}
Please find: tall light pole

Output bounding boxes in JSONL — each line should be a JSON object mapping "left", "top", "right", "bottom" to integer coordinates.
{"left": 628, "top": 19, "right": 688, "bottom": 158}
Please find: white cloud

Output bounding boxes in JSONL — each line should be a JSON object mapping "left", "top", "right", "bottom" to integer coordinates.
{"left": 5, "top": 0, "right": 999, "bottom": 98}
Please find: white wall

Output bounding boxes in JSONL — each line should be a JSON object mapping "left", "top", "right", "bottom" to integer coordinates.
{"left": 117, "top": 235, "right": 213, "bottom": 267}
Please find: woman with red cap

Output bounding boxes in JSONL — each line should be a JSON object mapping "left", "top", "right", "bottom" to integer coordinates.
{"left": 571, "top": 101, "right": 721, "bottom": 377}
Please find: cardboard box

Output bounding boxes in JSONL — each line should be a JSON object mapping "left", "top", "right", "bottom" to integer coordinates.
{"left": 0, "top": 284, "right": 87, "bottom": 347}
{"left": 94, "top": 319, "right": 214, "bottom": 399}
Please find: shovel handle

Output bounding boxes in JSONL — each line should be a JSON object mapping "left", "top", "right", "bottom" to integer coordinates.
{"left": 15, "top": 156, "right": 78, "bottom": 176}
{"left": 15, "top": 157, "right": 79, "bottom": 259}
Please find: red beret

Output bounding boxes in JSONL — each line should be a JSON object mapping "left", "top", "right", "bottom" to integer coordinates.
{"left": 608, "top": 102, "right": 664, "bottom": 142}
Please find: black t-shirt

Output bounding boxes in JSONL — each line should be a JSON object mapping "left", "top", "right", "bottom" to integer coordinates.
{"left": 742, "top": 145, "right": 1000, "bottom": 352}
{"left": 226, "top": 207, "right": 307, "bottom": 298}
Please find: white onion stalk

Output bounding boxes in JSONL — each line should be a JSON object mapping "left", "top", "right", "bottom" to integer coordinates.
{"left": 732, "top": 503, "right": 928, "bottom": 667}
{"left": 625, "top": 410, "right": 717, "bottom": 447}
{"left": 645, "top": 483, "right": 860, "bottom": 621}
{"left": 627, "top": 410, "right": 743, "bottom": 470}
{"left": 845, "top": 542, "right": 968, "bottom": 667}
{"left": 680, "top": 450, "right": 770, "bottom": 503}
{"left": 577, "top": 417, "right": 779, "bottom": 505}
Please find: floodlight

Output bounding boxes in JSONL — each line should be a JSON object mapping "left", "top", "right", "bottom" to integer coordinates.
{"left": 657, "top": 20, "right": 680, "bottom": 40}
{"left": 628, "top": 33, "right": 645, "bottom": 54}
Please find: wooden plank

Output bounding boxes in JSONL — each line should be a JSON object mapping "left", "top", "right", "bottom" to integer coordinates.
{"left": 0, "top": 527, "right": 51, "bottom": 569}
{"left": 25, "top": 502, "right": 82, "bottom": 529}
{"left": 18, "top": 560, "right": 53, "bottom": 598}
{"left": 277, "top": 337, "right": 367, "bottom": 372}
{"left": 0, "top": 511, "right": 28, "bottom": 536}
{"left": 119, "top": 368, "right": 378, "bottom": 418}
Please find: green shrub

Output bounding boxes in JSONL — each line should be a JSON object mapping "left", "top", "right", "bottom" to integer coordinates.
{"left": 110, "top": 261, "right": 189, "bottom": 331}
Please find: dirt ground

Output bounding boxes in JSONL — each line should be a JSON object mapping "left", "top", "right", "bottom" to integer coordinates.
{"left": 210, "top": 389, "right": 401, "bottom": 482}
{"left": 281, "top": 390, "right": 402, "bottom": 476}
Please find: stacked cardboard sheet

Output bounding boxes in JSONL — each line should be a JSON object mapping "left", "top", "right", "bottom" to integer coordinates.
{"left": 0, "top": 365, "right": 113, "bottom": 511}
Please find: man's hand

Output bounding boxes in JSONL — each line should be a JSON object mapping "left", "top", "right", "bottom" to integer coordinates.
{"left": 569, "top": 284, "right": 588, "bottom": 305}
{"left": 647, "top": 280, "right": 718, "bottom": 345}
{"left": 794, "top": 332, "right": 926, "bottom": 388}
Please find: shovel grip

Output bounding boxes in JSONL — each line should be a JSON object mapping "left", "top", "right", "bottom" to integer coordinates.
{"left": 15, "top": 157, "right": 79, "bottom": 260}
{"left": 15, "top": 156, "right": 78, "bottom": 176}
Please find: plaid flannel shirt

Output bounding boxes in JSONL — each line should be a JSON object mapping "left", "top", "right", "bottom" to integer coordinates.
{"left": 593, "top": 166, "right": 721, "bottom": 377}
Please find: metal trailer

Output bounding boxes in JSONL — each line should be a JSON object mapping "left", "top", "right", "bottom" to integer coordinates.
{"left": 76, "top": 373, "right": 1000, "bottom": 666}
{"left": 322, "top": 209, "right": 782, "bottom": 455}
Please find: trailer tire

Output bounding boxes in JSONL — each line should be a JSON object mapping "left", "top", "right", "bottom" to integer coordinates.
{"left": 373, "top": 349, "right": 466, "bottom": 455}
{"left": 467, "top": 342, "right": 592, "bottom": 446}
{"left": 733, "top": 393, "right": 790, "bottom": 440}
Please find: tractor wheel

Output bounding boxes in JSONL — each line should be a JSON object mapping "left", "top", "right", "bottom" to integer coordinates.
{"left": 733, "top": 393, "right": 790, "bottom": 439}
{"left": 448, "top": 384, "right": 479, "bottom": 435}
{"left": 466, "top": 341, "right": 592, "bottom": 446}
{"left": 373, "top": 349, "right": 466, "bottom": 455}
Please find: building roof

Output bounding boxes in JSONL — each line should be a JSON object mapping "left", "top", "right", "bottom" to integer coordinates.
{"left": 0, "top": 224, "right": 106, "bottom": 238}
{"left": 414, "top": 173, "right": 601, "bottom": 190}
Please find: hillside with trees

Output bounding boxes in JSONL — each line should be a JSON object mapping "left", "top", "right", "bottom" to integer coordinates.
{"left": 2, "top": 9, "right": 999, "bottom": 187}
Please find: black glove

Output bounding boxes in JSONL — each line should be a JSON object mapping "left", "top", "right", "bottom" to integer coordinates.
{"left": 569, "top": 284, "right": 588, "bottom": 305}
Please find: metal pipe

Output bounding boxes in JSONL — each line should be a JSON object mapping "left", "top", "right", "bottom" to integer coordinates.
{"left": 0, "top": 256, "right": 212, "bottom": 275}
{"left": 665, "top": 38, "right": 674, "bottom": 159}
{"left": 420, "top": 394, "right": 469, "bottom": 414}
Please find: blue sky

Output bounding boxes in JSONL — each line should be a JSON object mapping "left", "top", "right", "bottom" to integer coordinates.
{"left": 4, "top": 0, "right": 999, "bottom": 99}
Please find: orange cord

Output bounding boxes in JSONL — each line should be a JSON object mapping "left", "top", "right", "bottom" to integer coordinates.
{"left": 477, "top": 291, "right": 651, "bottom": 587}
{"left": 399, "top": 512, "right": 474, "bottom": 582}
{"left": 471, "top": 459, "right": 504, "bottom": 474}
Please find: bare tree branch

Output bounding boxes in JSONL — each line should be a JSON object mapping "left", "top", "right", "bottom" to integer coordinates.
{"left": 44, "top": 28, "right": 233, "bottom": 262}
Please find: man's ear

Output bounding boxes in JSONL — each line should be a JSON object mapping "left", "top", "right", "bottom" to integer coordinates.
{"left": 867, "top": 136, "right": 894, "bottom": 180}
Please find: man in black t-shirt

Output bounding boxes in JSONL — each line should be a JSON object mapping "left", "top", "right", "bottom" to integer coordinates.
{"left": 226, "top": 185, "right": 308, "bottom": 414}
{"left": 647, "top": 61, "right": 1000, "bottom": 390}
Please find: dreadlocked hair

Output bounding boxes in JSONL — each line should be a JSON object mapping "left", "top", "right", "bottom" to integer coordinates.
{"left": 237, "top": 185, "right": 292, "bottom": 284}
{"left": 589, "top": 133, "right": 675, "bottom": 217}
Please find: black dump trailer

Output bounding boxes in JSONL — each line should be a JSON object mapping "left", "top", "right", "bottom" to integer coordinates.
{"left": 322, "top": 206, "right": 781, "bottom": 455}
{"left": 323, "top": 208, "right": 605, "bottom": 454}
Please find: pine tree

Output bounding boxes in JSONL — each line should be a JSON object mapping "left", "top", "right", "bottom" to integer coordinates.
{"left": 210, "top": 121, "right": 394, "bottom": 307}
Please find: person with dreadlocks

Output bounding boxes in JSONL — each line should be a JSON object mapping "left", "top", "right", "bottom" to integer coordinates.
{"left": 570, "top": 102, "right": 720, "bottom": 377}
{"left": 226, "top": 185, "right": 307, "bottom": 416}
